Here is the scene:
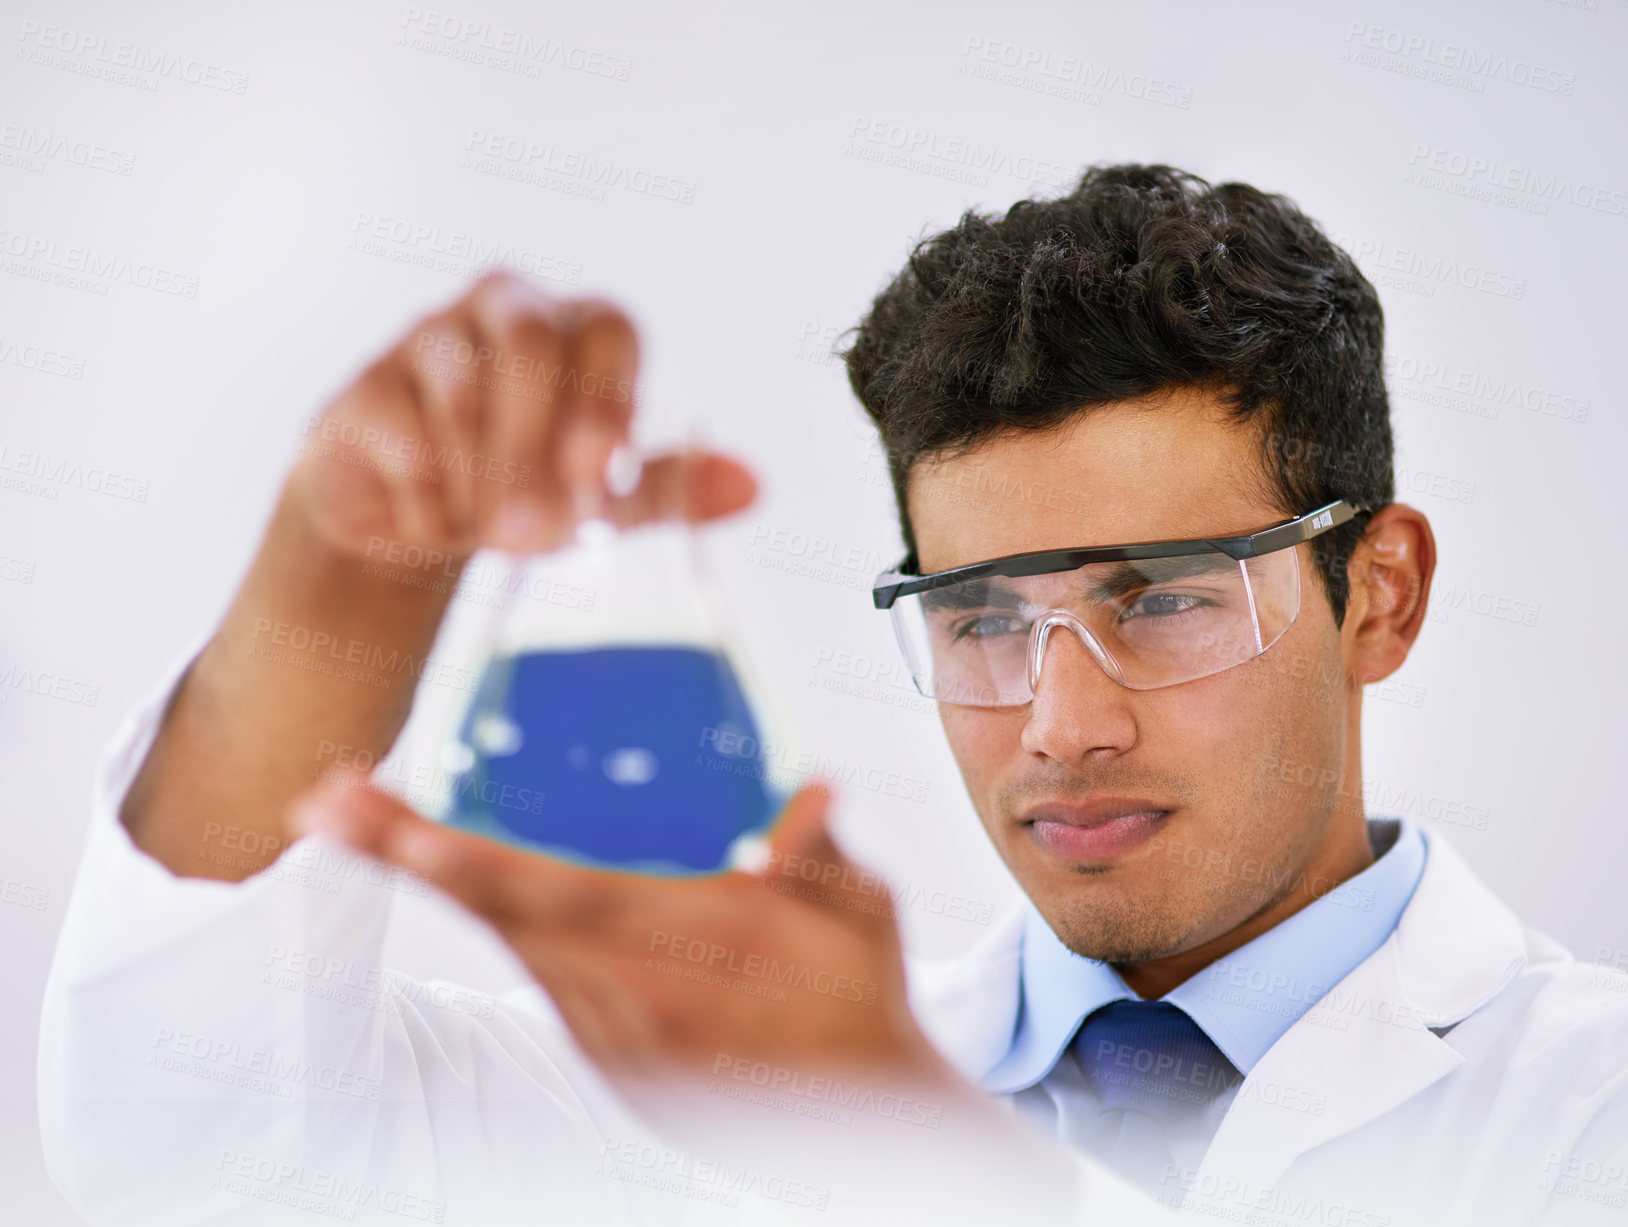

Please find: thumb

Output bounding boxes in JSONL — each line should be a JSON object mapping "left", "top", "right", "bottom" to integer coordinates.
{"left": 605, "top": 449, "right": 758, "bottom": 528}
{"left": 289, "top": 766, "right": 422, "bottom": 853}
{"left": 756, "top": 781, "right": 897, "bottom": 924}
{"left": 763, "top": 779, "right": 839, "bottom": 866}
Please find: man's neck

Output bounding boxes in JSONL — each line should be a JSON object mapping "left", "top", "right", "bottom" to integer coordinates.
{"left": 1112, "top": 814, "right": 1378, "bottom": 1000}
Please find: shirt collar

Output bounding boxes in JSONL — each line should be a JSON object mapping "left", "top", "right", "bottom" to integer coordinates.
{"left": 980, "top": 817, "right": 1428, "bottom": 1094}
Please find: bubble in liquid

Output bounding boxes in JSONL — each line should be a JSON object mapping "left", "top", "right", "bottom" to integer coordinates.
{"left": 603, "top": 747, "right": 659, "bottom": 786}
{"left": 474, "top": 713, "right": 523, "bottom": 756}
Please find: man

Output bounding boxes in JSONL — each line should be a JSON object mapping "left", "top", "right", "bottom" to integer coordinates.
{"left": 39, "top": 165, "right": 1628, "bottom": 1226}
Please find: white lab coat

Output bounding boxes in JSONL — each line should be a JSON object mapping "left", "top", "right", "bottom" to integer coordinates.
{"left": 36, "top": 658, "right": 1165, "bottom": 1227}
{"left": 36, "top": 656, "right": 1628, "bottom": 1225}
{"left": 909, "top": 827, "right": 1628, "bottom": 1225}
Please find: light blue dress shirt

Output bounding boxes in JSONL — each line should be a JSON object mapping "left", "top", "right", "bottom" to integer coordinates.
{"left": 982, "top": 818, "right": 1428, "bottom": 1166}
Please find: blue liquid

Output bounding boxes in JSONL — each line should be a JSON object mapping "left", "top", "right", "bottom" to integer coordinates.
{"left": 444, "top": 645, "right": 781, "bottom": 874}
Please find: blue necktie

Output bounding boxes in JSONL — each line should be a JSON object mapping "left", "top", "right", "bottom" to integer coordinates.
{"left": 1072, "top": 1000, "right": 1242, "bottom": 1198}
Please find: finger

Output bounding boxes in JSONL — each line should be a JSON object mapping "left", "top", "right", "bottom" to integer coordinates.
{"left": 342, "top": 364, "right": 453, "bottom": 547}
{"left": 463, "top": 271, "right": 569, "bottom": 542}
{"left": 547, "top": 299, "right": 640, "bottom": 520}
{"left": 298, "top": 425, "right": 397, "bottom": 553}
{"left": 289, "top": 770, "right": 603, "bottom": 928}
{"left": 604, "top": 450, "right": 758, "bottom": 528}
{"left": 756, "top": 782, "right": 898, "bottom": 925}
{"left": 399, "top": 312, "right": 487, "bottom": 545}
{"left": 762, "top": 779, "right": 837, "bottom": 865}
{"left": 524, "top": 944, "right": 668, "bottom": 1076}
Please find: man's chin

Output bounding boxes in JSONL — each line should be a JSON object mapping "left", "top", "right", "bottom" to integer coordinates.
{"left": 1023, "top": 882, "right": 1197, "bottom": 965}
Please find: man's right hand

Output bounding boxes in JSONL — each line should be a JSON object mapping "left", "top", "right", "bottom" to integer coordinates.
{"left": 291, "top": 269, "right": 753, "bottom": 560}
{"left": 121, "top": 270, "right": 756, "bottom": 880}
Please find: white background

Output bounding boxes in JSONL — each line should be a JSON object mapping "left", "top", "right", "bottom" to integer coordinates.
{"left": 3, "top": 0, "right": 1624, "bottom": 1219}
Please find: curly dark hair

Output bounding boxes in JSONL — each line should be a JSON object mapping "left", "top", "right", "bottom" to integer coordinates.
{"left": 841, "top": 162, "right": 1393, "bottom": 625}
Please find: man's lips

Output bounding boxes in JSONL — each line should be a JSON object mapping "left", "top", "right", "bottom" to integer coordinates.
{"left": 1019, "top": 797, "right": 1171, "bottom": 862}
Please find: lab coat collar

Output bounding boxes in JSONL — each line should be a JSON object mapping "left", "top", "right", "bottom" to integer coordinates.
{"left": 908, "top": 822, "right": 1530, "bottom": 1184}
{"left": 910, "top": 904, "right": 1027, "bottom": 1086}
{"left": 1193, "top": 825, "right": 1529, "bottom": 1189}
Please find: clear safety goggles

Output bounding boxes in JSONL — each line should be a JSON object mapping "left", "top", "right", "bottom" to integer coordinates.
{"left": 871, "top": 501, "right": 1369, "bottom": 707}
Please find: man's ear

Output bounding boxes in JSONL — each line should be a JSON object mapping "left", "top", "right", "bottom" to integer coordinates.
{"left": 1343, "top": 503, "right": 1437, "bottom": 687}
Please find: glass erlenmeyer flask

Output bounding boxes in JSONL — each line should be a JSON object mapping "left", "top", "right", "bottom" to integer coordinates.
{"left": 437, "top": 446, "right": 789, "bottom": 875}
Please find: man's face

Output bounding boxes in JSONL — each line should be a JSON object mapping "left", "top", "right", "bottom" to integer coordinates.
{"left": 905, "top": 388, "right": 1356, "bottom": 963}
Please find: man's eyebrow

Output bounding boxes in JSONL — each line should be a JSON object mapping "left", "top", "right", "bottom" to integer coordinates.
{"left": 1083, "top": 554, "right": 1238, "bottom": 603}
{"left": 920, "top": 583, "right": 1024, "bottom": 614}
{"left": 917, "top": 552, "right": 1237, "bottom": 610}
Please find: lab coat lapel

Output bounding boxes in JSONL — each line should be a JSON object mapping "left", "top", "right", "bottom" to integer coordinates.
{"left": 1195, "top": 828, "right": 1529, "bottom": 1189}
{"left": 907, "top": 828, "right": 1531, "bottom": 1189}
{"left": 907, "top": 906, "right": 1026, "bottom": 1084}
{"left": 1194, "top": 940, "right": 1462, "bottom": 1188}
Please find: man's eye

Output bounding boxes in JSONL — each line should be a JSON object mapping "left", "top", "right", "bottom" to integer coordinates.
{"left": 1123, "top": 591, "right": 1207, "bottom": 620}
{"left": 952, "top": 614, "right": 1027, "bottom": 642}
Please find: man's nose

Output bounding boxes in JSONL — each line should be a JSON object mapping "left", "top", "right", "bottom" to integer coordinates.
{"left": 1019, "top": 617, "right": 1137, "bottom": 762}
